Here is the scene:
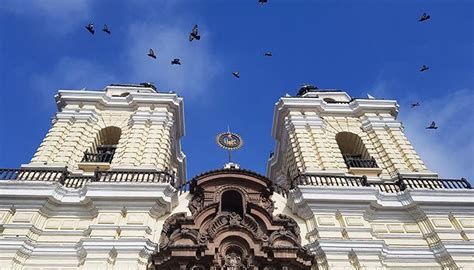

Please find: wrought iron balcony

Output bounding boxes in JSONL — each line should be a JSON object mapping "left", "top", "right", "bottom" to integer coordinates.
{"left": 81, "top": 145, "right": 116, "bottom": 163}
{"left": 292, "top": 173, "right": 471, "bottom": 193}
{"left": 343, "top": 154, "right": 378, "bottom": 168}
{"left": 0, "top": 167, "right": 175, "bottom": 189}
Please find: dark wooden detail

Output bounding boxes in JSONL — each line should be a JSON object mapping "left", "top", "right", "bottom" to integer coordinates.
{"left": 292, "top": 173, "right": 471, "bottom": 193}
{"left": 151, "top": 168, "right": 315, "bottom": 269}
{"left": 0, "top": 167, "right": 174, "bottom": 188}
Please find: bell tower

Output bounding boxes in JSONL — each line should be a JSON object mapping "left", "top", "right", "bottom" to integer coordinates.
{"left": 268, "top": 84, "right": 432, "bottom": 184}
{"left": 267, "top": 85, "right": 473, "bottom": 269}
{"left": 27, "top": 83, "right": 186, "bottom": 184}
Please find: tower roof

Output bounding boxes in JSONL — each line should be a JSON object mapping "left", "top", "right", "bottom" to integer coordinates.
{"left": 297, "top": 84, "right": 343, "bottom": 97}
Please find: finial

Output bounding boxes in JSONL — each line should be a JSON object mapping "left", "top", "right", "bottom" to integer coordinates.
{"left": 216, "top": 129, "right": 243, "bottom": 164}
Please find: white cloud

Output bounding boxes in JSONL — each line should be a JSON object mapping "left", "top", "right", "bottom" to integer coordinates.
{"left": 0, "top": 0, "right": 92, "bottom": 34}
{"left": 399, "top": 89, "right": 474, "bottom": 181}
{"left": 32, "top": 57, "right": 118, "bottom": 101}
{"left": 31, "top": 20, "right": 223, "bottom": 103}
{"left": 369, "top": 80, "right": 392, "bottom": 99}
{"left": 124, "top": 22, "right": 222, "bottom": 99}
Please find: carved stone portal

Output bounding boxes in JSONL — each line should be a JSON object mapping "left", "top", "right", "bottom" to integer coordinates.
{"left": 150, "top": 168, "right": 315, "bottom": 269}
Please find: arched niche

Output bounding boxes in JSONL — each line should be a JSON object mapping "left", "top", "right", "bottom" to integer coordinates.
{"left": 336, "top": 132, "right": 377, "bottom": 168}
{"left": 221, "top": 190, "right": 244, "bottom": 217}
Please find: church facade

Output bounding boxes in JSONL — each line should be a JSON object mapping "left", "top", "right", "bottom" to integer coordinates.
{"left": 0, "top": 84, "right": 472, "bottom": 269}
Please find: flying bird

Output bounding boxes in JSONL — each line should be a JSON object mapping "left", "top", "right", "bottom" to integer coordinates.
{"left": 419, "top": 13, "right": 431, "bottom": 22}
{"left": 85, "top": 23, "right": 95, "bottom": 34}
{"left": 264, "top": 52, "right": 272, "bottom": 57}
{"left": 426, "top": 121, "right": 438, "bottom": 129}
{"left": 259, "top": 0, "right": 268, "bottom": 4}
{"left": 420, "top": 65, "right": 429, "bottom": 72}
{"left": 411, "top": 102, "right": 420, "bottom": 108}
{"left": 147, "top": 49, "right": 157, "bottom": 59}
{"left": 189, "top": 25, "right": 201, "bottom": 41}
{"left": 171, "top": 58, "right": 181, "bottom": 65}
{"left": 367, "top": 94, "right": 375, "bottom": 100}
{"left": 232, "top": 72, "right": 240, "bottom": 78}
{"left": 102, "top": 24, "right": 111, "bottom": 34}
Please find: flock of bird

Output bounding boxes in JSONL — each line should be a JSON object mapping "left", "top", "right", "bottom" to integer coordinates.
{"left": 415, "top": 12, "right": 439, "bottom": 130}
{"left": 84, "top": 5, "right": 437, "bottom": 130}
{"left": 368, "top": 12, "right": 437, "bottom": 130}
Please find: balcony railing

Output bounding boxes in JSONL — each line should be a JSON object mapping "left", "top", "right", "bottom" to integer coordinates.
{"left": 0, "top": 167, "right": 175, "bottom": 189}
{"left": 343, "top": 155, "right": 378, "bottom": 168}
{"left": 292, "top": 173, "right": 471, "bottom": 193}
{"left": 292, "top": 173, "right": 366, "bottom": 188}
{"left": 81, "top": 146, "right": 116, "bottom": 163}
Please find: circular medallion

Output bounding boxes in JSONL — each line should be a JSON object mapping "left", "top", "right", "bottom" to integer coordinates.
{"left": 216, "top": 132, "right": 243, "bottom": 150}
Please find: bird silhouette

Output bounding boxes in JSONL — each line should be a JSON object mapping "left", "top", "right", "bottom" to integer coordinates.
{"left": 259, "top": 0, "right": 268, "bottom": 4}
{"left": 426, "top": 121, "right": 438, "bottom": 129}
{"left": 189, "top": 25, "right": 201, "bottom": 41}
{"left": 171, "top": 58, "right": 181, "bottom": 65}
{"left": 420, "top": 65, "right": 429, "bottom": 72}
{"left": 419, "top": 13, "right": 431, "bottom": 22}
{"left": 232, "top": 72, "right": 240, "bottom": 78}
{"left": 367, "top": 94, "right": 375, "bottom": 100}
{"left": 147, "top": 49, "right": 157, "bottom": 59}
{"left": 85, "top": 23, "right": 95, "bottom": 34}
{"left": 264, "top": 52, "right": 272, "bottom": 56}
{"left": 102, "top": 24, "right": 111, "bottom": 34}
{"left": 411, "top": 102, "right": 420, "bottom": 108}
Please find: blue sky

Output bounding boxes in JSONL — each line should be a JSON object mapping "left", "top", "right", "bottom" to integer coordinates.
{"left": 0, "top": 0, "right": 473, "bottom": 181}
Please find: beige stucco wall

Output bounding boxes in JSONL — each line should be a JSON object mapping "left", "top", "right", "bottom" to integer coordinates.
{"left": 269, "top": 95, "right": 432, "bottom": 184}
{"left": 28, "top": 86, "right": 186, "bottom": 183}
{"left": 0, "top": 181, "right": 177, "bottom": 270}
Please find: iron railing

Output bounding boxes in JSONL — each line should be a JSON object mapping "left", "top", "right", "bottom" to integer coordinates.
{"left": 81, "top": 146, "right": 116, "bottom": 163}
{"left": 82, "top": 152, "right": 115, "bottom": 163}
{"left": 343, "top": 155, "right": 378, "bottom": 168}
{"left": 1, "top": 168, "right": 470, "bottom": 194}
{"left": 0, "top": 167, "right": 174, "bottom": 189}
{"left": 292, "top": 173, "right": 471, "bottom": 193}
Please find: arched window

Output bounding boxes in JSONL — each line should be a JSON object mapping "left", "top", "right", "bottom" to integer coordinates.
{"left": 336, "top": 132, "right": 377, "bottom": 168}
{"left": 82, "top": 126, "right": 121, "bottom": 163}
{"left": 221, "top": 190, "right": 244, "bottom": 216}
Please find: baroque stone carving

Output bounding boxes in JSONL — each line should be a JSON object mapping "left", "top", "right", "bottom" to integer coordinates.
{"left": 150, "top": 168, "right": 315, "bottom": 269}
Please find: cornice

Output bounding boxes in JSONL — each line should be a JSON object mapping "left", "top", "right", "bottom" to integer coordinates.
{"left": 288, "top": 186, "right": 474, "bottom": 215}
{"left": 55, "top": 90, "right": 185, "bottom": 137}
{"left": 271, "top": 97, "right": 399, "bottom": 139}
{"left": 0, "top": 181, "right": 177, "bottom": 213}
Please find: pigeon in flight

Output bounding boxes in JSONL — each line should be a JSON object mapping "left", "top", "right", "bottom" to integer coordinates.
{"left": 419, "top": 13, "right": 431, "bottom": 22}
{"left": 411, "top": 102, "right": 420, "bottom": 108}
{"left": 102, "top": 24, "right": 111, "bottom": 34}
{"left": 232, "top": 72, "right": 240, "bottom": 78}
{"left": 85, "top": 23, "right": 95, "bottom": 34}
{"left": 426, "top": 121, "right": 438, "bottom": 129}
{"left": 189, "top": 25, "right": 201, "bottom": 42}
{"left": 264, "top": 52, "right": 272, "bottom": 57}
{"left": 171, "top": 58, "right": 181, "bottom": 65}
{"left": 147, "top": 49, "right": 157, "bottom": 59}
{"left": 367, "top": 94, "right": 375, "bottom": 100}
{"left": 420, "top": 65, "right": 429, "bottom": 72}
{"left": 259, "top": 0, "right": 268, "bottom": 4}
